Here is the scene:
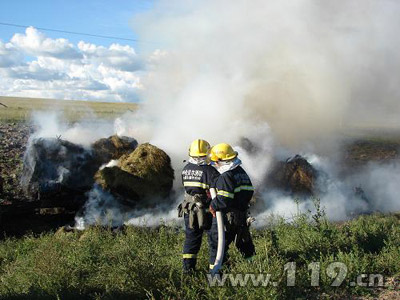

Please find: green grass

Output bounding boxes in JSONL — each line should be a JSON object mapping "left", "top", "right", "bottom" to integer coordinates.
{"left": 0, "top": 207, "right": 399, "bottom": 299}
{"left": 0, "top": 96, "right": 137, "bottom": 122}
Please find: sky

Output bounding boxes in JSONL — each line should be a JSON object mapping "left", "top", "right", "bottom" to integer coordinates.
{"left": 0, "top": 0, "right": 156, "bottom": 102}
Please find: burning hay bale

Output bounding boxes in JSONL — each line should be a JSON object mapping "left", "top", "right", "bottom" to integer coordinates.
{"left": 21, "top": 138, "right": 98, "bottom": 201}
{"left": 20, "top": 135, "right": 138, "bottom": 207}
{"left": 18, "top": 135, "right": 173, "bottom": 230}
{"left": 96, "top": 143, "right": 174, "bottom": 205}
{"left": 266, "top": 155, "right": 317, "bottom": 197}
{"left": 92, "top": 135, "right": 138, "bottom": 163}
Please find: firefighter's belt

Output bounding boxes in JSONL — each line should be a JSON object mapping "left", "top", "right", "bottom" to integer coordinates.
{"left": 177, "top": 193, "right": 211, "bottom": 230}
{"left": 226, "top": 209, "right": 248, "bottom": 227}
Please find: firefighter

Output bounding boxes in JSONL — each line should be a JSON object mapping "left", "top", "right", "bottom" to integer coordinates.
{"left": 208, "top": 143, "right": 256, "bottom": 270}
{"left": 178, "top": 139, "right": 220, "bottom": 274}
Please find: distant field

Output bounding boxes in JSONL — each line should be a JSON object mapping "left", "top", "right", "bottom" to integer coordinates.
{"left": 0, "top": 96, "right": 138, "bottom": 122}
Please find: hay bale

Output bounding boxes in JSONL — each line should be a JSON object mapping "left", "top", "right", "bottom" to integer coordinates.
{"left": 21, "top": 135, "right": 138, "bottom": 202}
{"left": 266, "top": 155, "right": 317, "bottom": 197}
{"left": 21, "top": 138, "right": 99, "bottom": 199}
{"left": 92, "top": 135, "right": 138, "bottom": 164}
{"left": 96, "top": 143, "right": 174, "bottom": 205}
{"left": 120, "top": 143, "right": 174, "bottom": 187}
{"left": 21, "top": 137, "right": 107, "bottom": 211}
{"left": 95, "top": 166, "right": 144, "bottom": 203}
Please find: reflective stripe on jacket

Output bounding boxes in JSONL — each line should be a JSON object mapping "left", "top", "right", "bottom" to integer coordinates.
{"left": 181, "top": 162, "right": 219, "bottom": 200}
{"left": 211, "top": 166, "right": 254, "bottom": 212}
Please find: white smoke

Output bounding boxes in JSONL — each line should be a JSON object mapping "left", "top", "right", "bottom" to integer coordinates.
{"left": 31, "top": 111, "right": 114, "bottom": 147}
{"left": 253, "top": 156, "right": 400, "bottom": 227}
{"left": 27, "top": 0, "right": 400, "bottom": 227}
{"left": 99, "top": 159, "right": 119, "bottom": 170}
{"left": 75, "top": 186, "right": 182, "bottom": 228}
{"left": 75, "top": 187, "right": 127, "bottom": 229}
{"left": 131, "top": 0, "right": 400, "bottom": 149}
{"left": 352, "top": 162, "right": 400, "bottom": 213}
{"left": 127, "top": 0, "right": 400, "bottom": 224}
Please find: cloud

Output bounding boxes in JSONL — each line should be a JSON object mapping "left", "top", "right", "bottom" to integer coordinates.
{"left": 11, "top": 27, "right": 82, "bottom": 59}
{"left": 0, "top": 41, "right": 23, "bottom": 68}
{"left": 0, "top": 27, "right": 150, "bottom": 101}
{"left": 78, "top": 42, "right": 143, "bottom": 72}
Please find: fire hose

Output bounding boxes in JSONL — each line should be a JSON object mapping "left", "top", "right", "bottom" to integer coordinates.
{"left": 209, "top": 188, "right": 225, "bottom": 275}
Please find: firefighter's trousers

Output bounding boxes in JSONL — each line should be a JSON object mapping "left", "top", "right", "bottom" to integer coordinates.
{"left": 208, "top": 212, "right": 256, "bottom": 269}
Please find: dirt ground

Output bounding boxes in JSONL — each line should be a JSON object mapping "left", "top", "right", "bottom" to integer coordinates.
{"left": 0, "top": 122, "right": 31, "bottom": 203}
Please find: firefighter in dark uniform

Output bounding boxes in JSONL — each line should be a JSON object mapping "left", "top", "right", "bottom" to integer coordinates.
{"left": 208, "top": 143, "right": 256, "bottom": 270}
{"left": 178, "top": 139, "right": 220, "bottom": 273}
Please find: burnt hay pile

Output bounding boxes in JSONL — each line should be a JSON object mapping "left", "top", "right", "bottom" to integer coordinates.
{"left": 92, "top": 135, "right": 138, "bottom": 163}
{"left": 1, "top": 129, "right": 174, "bottom": 235}
{"left": 239, "top": 138, "right": 317, "bottom": 197}
{"left": 21, "top": 138, "right": 98, "bottom": 208}
{"left": 19, "top": 135, "right": 174, "bottom": 210}
{"left": 265, "top": 154, "right": 317, "bottom": 197}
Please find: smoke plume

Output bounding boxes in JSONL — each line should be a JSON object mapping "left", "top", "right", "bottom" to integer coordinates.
{"left": 130, "top": 0, "right": 400, "bottom": 151}
{"left": 31, "top": 111, "right": 114, "bottom": 147}
{"left": 28, "top": 1, "right": 400, "bottom": 226}
{"left": 126, "top": 0, "right": 400, "bottom": 223}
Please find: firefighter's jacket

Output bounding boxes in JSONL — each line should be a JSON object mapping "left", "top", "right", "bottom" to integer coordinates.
{"left": 181, "top": 162, "right": 219, "bottom": 204}
{"left": 210, "top": 166, "right": 254, "bottom": 212}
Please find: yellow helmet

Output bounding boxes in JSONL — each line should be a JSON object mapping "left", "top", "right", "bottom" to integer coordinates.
{"left": 209, "top": 143, "right": 238, "bottom": 162}
{"left": 189, "top": 139, "right": 211, "bottom": 157}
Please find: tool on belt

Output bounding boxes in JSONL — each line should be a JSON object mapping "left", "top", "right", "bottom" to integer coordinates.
{"left": 177, "top": 193, "right": 212, "bottom": 230}
{"left": 225, "top": 209, "right": 255, "bottom": 246}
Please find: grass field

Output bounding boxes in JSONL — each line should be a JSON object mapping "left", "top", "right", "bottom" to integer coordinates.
{"left": 0, "top": 96, "right": 137, "bottom": 122}
{"left": 0, "top": 208, "right": 399, "bottom": 300}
